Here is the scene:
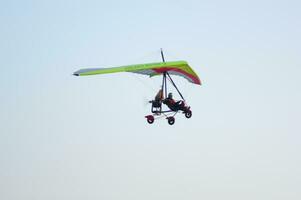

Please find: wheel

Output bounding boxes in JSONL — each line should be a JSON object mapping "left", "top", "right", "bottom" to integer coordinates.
{"left": 145, "top": 115, "right": 154, "bottom": 124}
{"left": 185, "top": 111, "right": 192, "bottom": 118}
{"left": 167, "top": 117, "right": 175, "bottom": 125}
{"left": 147, "top": 118, "right": 154, "bottom": 124}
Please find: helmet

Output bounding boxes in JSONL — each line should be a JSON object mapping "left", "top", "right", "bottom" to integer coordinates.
{"left": 168, "top": 93, "right": 173, "bottom": 98}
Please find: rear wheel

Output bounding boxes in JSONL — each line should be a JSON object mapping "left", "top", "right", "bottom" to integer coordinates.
{"left": 147, "top": 118, "right": 154, "bottom": 124}
{"left": 167, "top": 117, "right": 175, "bottom": 125}
{"left": 145, "top": 115, "right": 154, "bottom": 124}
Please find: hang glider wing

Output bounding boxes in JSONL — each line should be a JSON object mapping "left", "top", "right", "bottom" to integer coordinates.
{"left": 73, "top": 61, "right": 201, "bottom": 85}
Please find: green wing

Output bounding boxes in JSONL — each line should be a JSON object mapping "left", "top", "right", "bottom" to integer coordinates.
{"left": 73, "top": 61, "right": 201, "bottom": 85}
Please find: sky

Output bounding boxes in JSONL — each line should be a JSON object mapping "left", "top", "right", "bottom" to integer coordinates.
{"left": 1, "top": 0, "right": 301, "bottom": 199}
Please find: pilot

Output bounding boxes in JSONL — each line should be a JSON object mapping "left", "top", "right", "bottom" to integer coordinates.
{"left": 163, "top": 92, "right": 186, "bottom": 111}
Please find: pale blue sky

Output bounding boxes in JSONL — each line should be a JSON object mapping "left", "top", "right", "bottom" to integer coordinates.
{"left": 1, "top": 0, "right": 301, "bottom": 199}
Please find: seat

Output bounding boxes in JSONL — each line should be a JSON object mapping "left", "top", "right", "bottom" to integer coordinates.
{"left": 151, "top": 100, "right": 162, "bottom": 113}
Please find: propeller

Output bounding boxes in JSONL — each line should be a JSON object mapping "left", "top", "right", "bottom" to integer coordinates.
{"left": 142, "top": 96, "right": 151, "bottom": 108}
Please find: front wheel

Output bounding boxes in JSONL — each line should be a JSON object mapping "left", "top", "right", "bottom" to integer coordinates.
{"left": 185, "top": 111, "right": 192, "bottom": 118}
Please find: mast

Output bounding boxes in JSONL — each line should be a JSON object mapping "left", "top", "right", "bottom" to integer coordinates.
{"left": 161, "top": 48, "right": 185, "bottom": 101}
{"left": 160, "top": 48, "right": 167, "bottom": 98}
{"left": 160, "top": 48, "right": 165, "bottom": 63}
